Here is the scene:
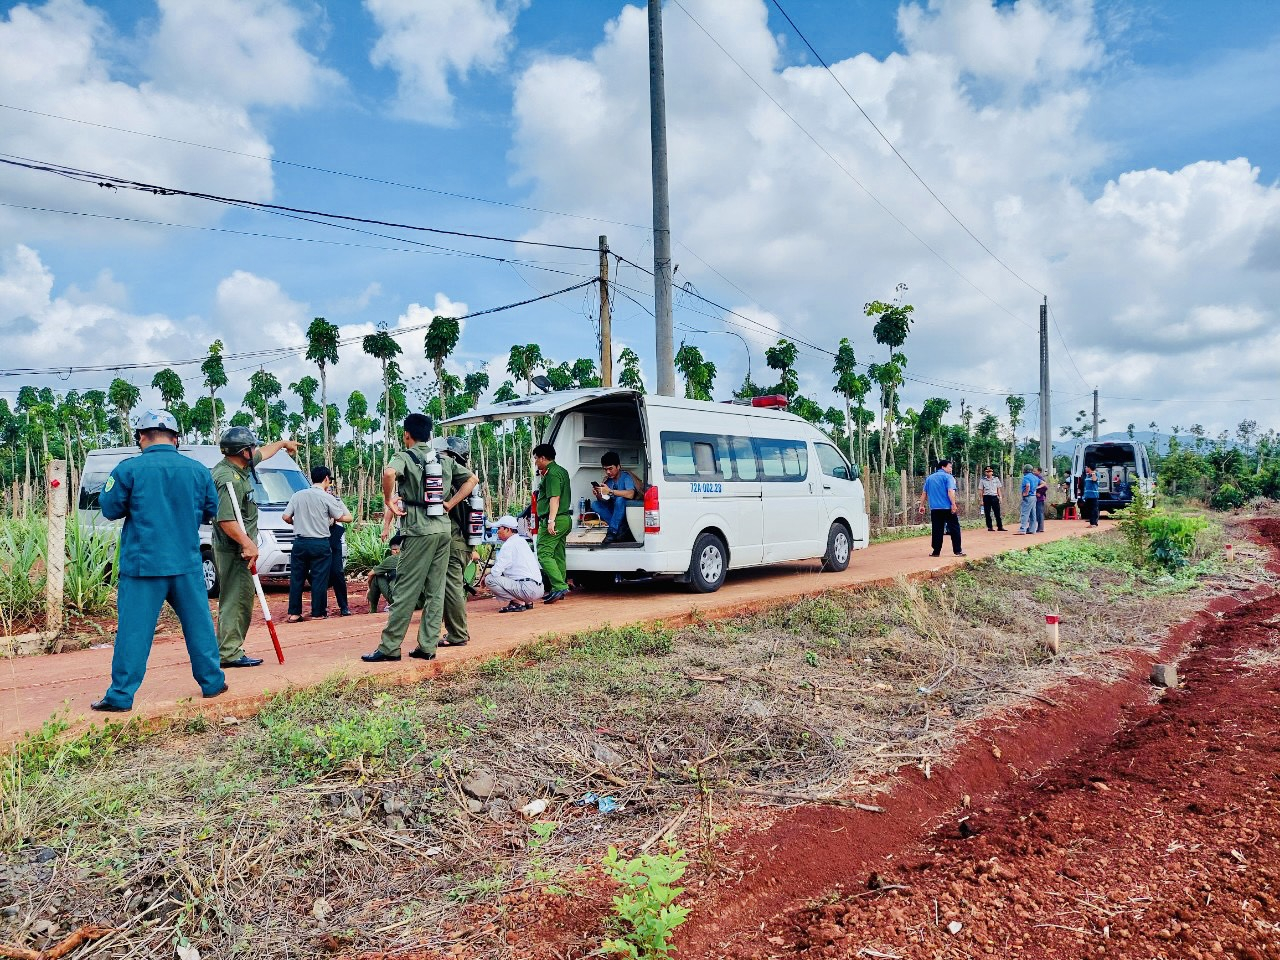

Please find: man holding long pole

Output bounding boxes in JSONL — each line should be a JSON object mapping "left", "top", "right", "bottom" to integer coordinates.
{"left": 211, "top": 427, "right": 297, "bottom": 667}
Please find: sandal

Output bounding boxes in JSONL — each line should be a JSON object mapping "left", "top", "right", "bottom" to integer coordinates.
{"left": 286, "top": 615, "right": 304, "bottom": 623}
{"left": 497, "top": 602, "right": 527, "bottom": 613}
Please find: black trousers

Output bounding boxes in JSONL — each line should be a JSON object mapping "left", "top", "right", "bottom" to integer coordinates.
{"left": 982, "top": 495, "right": 1004, "bottom": 530}
{"left": 328, "top": 525, "right": 348, "bottom": 612}
{"left": 289, "top": 537, "right": 332, "bottom": 617}
{"left": 930, "top": 508, "right": 962, "bottom": 554}
{"left": 1084, "top": 498, "right": 1100, "bottom": 526}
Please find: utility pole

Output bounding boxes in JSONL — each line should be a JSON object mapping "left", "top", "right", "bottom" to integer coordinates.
{"left": 1039, "top": 296, "right": 1052, "bottom": 477}
{"left": 1092, "top": 388, "right": 1099, "bottom": 441}
{"left": 599, "top": 235, "right": 612, "bottom": 387}
{"left": 648, "top": 0, "right": 676, "bottom": 396}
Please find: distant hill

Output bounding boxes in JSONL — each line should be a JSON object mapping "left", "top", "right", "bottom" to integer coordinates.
{"left": 1050, "top": 431, "right": 1195, "bottom": 458}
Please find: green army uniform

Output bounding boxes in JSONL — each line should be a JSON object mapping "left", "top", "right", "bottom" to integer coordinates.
{"left": 377, "top": 447, "right": 472, "bottom": 658}
{"left": 211, "top": 451, "right": 262, "bottom": 663}
{"left": 441, "top": 468, "right": 475, "bottom": 646}
{"left": 536, "top": 461, "right": 572, "bottom": 594}
{"left": 367, "top": 552, "right": 398, "bottom": 612}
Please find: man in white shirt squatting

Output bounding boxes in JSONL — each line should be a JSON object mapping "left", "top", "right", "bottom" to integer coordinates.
{"left": 483, "top": 515, "right": 545, "bottom": 612}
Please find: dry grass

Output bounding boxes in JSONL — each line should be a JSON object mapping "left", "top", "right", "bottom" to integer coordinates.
{"left": 0, "top": 527, "right": 1270, "bottom": 959}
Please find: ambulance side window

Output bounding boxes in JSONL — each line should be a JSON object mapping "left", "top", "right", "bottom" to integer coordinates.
{"left": 754, "top": 438, "right": 808, "bottom": 482}
{"left": 730, "top": 437, "right": 758, "bottom": 480}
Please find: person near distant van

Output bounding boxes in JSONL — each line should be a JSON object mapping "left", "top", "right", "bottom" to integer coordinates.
{"left": 592, "top": 451, "right": 638, "bottom": 545}
{"left": 282, "top": 465, "right": 352, "bottom": 622}
{"left": 211, "top": 427, "right": 299, "bottom": 668}
{"left": 91, "top": 411, "right": 227, "bottom": 712}
{"left": 327, "top": 491, "right": 351, "bottom": 616}
{"left": 434, "top": 434, "right": 474, "bottom": 647}
{"left": 362, "top": 413, "right": 477, "bottom": 664}
{"left": 979, "top": 465, "right": 1005, "bottom": 532}
{"left": 1032, "top": 467, "right": 1049, "bottom": 534}
{"left": 484, "top": 515, "right": 544, "bottom": 612}
{"left": 919, "top": 459, "right": 965, "bottom": 557}
{"left": 1016, "top": 465, "right": 1037, "bottom": 535}
{"left": 1082, "top": 465, "right": 1101, "bottom": 526}
{"left": 533, "top": 443, "right": 572, "bottom": 603}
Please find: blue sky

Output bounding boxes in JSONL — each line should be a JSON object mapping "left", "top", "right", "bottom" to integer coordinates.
{"left": 2, "top": 0, "right": 1279, "bottom": 438}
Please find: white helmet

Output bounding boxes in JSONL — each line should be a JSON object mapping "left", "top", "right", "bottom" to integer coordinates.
{"left": 133, "top": 409, "right": 180, "bottom": 437}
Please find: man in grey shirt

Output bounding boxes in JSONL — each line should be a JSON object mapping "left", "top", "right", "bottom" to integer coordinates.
{"left": 283, "top": 465, "right": 352, "bottom": 621}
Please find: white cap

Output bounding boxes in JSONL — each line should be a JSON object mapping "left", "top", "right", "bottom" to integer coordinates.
{"left": 495, "top": 515, "right": 519, "bottom": 530}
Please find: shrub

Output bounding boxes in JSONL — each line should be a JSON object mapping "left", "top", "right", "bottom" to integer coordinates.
{"left": 601, "top": 847, "right": 691, "bottom": 960}
{"left": 1209, "top": 483, "right": 1246, "bottom": 511}
{"left": 343, "top": 522, "right": 390, "bottom": 575}
{"left": 1144, "top": 514, "right": 1206, "bottom": 572}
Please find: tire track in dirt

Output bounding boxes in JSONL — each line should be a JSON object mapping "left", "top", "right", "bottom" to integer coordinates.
{"left": 678, "top": 518, "right": 1280, "bottom": 960}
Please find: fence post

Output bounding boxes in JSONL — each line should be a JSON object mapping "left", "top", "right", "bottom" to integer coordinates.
{"left": 900, "top": 469, "right": 909, "bottom": 526}
{"left": 45, "top": 459, "right": 68, "bottom": 639}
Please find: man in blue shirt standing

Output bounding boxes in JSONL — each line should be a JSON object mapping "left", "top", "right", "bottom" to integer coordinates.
{"left": 1081, "top": 465, "right": 1101, "bottom": 526}
{"left": 918, "top": 459, "right": 965, "bottom": 558}
{"left": 1017, "top": 465, "right": 1037, "bottom": 534}
{"left": 91, "top": 411, "right": 227, "bottom": 712}
{"left": 591, "top": 450, "right": 638, "bottom": 545}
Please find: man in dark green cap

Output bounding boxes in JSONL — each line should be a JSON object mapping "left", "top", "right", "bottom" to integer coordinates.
{"left": 211, "top": 426, "right": 298, "bottom": 667}
{"left": 362, "top": 413, "right": 477, "bottom": 664}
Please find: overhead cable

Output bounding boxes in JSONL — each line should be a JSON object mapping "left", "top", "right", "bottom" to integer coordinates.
{"left": 0, "top": 154, "right": 598, "bottom": 253}
{"left": 767, "top": 0, "right": 1047, "bottom": 298}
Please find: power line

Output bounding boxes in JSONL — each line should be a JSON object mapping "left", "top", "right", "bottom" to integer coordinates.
{"left": 0, "top": 101, "right": 651, "bottom": 232}
{"left": 767, "top": 0, "right": 1046, "bottom": 298}
{"left": 0, "top": 279, "right": 600, "bottom": 379}
{"left": 668, "top": 0, "right": 1035, "bottom": 333}
{"left": 0, "top": 154, "right": 599, "bottom": 253}
{"left": 0, "top": 201, "right": 599, "bottom": 280}
{"left": 1045, "top": 303, "right": 1090, "bottom": 391}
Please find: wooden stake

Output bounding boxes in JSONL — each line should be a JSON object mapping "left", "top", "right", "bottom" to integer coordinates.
{"left": 45, "top": 459, "right": 68, "bottom": 638}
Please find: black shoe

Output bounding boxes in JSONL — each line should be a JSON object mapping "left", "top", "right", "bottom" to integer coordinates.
{"left": 361, "top": 650, "right": 401, "bottom": 663}
{"left": 439, "top": 638, "right": 468, "bottom": 647}
{"left": 339, "top": 609, "right": 352, "bottom": 617}
{"left": 90, "top": 699, "right": 130, "bottom": 713}
{"left": 954, "top": 551, "right": 967, "bottom": 557}
{"left": 221, "top": 655, "right": 264, "bottom": 668}
{"left": 543, "top": 589, "right": 568, "bottom": 604}
{"left": 601, "top": 531, "right": 618, "bottom": 545}
{"left": 203, "top": 684, "right": 229, "bottom": 699}
{"left": 929, "top": 551, "right": 941, "bottom": 557}
{"left": 408, "top": 648, "right": 437, "bottom": 661}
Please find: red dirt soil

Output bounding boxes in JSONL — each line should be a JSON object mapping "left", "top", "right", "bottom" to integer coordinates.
{"left": 681, "top": 518, "right": 1280, "bottom": 959}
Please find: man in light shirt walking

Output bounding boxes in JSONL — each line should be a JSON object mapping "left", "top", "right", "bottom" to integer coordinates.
{"left": 483, "top": 515, "right": 544, "bottom": 612}
{"left": 918, "top": 459, "right": 965, "bottom": 558}
{"left": 282, "top": 465, "right": 352, "bottom": 621}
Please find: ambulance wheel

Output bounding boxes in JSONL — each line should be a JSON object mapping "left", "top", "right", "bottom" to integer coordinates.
{"left": 687, "top": 532, "right": 727, "bottom": 593}
{"left": 202, "top": 548, "right": 220, "bottom": 598}
{"left": 822, "top": 522, "right": 852, "bottom": 572}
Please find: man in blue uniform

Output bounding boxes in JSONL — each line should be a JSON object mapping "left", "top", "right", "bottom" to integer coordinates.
{"left": 91, "top": 411, "right": 227, "bottom": 712}
{"left": 918, "top": 458, "right": 965, "bottom": 558}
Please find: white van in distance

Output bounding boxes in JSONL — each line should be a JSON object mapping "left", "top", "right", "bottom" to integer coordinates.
{"left": 444, "top": 388, "right": 870, "bottom": 592}
{"left": 1070, "top": 440, "right": 1156, "bottom": 513}
{"left": 77, "top": 445, "right": 310, "bottom": 596}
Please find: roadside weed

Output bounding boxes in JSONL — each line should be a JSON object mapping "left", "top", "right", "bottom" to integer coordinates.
{"left": 601, "top": 846, "right": 691, "bottom": 960}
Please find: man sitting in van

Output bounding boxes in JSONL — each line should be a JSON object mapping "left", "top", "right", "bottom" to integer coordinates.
{"left": 591, "top": 451, "right": 638, "bottom": 545}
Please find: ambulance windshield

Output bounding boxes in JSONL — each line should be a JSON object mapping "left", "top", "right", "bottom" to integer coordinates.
{"left": 253, "top": 468, "right": 308, "bottom": 505}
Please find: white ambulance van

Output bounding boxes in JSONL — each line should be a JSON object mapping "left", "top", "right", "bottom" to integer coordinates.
{"left": 443, "top": 388, "right": 870, "bottom": 592}
{"left": 1069, "top": 440, "right": 1156, "bottom": 513}
{"left": 77, "top": 445, "right": 310, "bottom": 597}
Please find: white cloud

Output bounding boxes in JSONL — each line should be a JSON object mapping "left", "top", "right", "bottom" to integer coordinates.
{"left": 509, "top": 0, "right": 1280, "bottom": 431}
{"left": 0, "top": 0, "right": 279, "bottom": 238}
{"left": 147, "top": 0, "right": 342, "bottom": 109}
{"left": 365, "top": 0, "right": 527, "bottom": 124}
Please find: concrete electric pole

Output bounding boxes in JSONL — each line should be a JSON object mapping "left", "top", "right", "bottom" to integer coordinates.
{"left": 599, "top": 235, "right": 612, "bottom": 387}
{"left": 648, "top": 0, "right": 676, "bottom": 397}
{"left": 1039, "top": 296, "right": 1052, "bottom": 477}
{"left": 1092, "top": 388, "right": 1099, "bottom": 441}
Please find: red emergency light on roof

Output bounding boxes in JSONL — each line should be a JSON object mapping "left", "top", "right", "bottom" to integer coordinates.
{"left": 750, "top": 395, "right": 789, "bottom": 409}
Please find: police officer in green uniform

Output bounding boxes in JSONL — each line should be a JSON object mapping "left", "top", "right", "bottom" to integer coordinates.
{"left": 533, "top": 442, "right": 572, "bottom": 604}
{"left": 433, "top": 434, "right": 475, "bottom": 648}
{"left": 211, "top": 427, "right": 298, "bottom": 667}
{"left": 362, "top": 413, "right": 477, "bottom": 663}
{"left": 91, "top": 411, "right": 228, "bottom": 712}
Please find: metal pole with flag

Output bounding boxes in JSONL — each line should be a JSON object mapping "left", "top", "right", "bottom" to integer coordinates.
{"left": 224, "top": 481, "right": 285, "bottom": 664}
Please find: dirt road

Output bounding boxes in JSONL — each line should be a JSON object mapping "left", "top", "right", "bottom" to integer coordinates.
{"left": 676, "top": 517, "right": 1280, "bottom": 959}
{"left": 0, "top": 521, "right": 1104, "bottom": 743}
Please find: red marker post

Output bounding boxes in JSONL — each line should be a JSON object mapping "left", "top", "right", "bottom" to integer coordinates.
{"left": 224, "top": 481, "right": 285, "bottom": 664}
{"left": 1225, "top": 543, "right": 1235, "bottom": 562}
{"left": 1045, "top": 613, "right": 1060, "bottom": 656}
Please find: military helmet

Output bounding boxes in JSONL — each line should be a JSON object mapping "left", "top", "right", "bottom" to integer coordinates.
{"left": 133, "top": 409, "right": 180, "bottom": 436}
{"left": 219, "top": 426, "right": 259, "bottom": 456}
{"left": 430, "top": 435, "right": 471, "bottom": 464}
